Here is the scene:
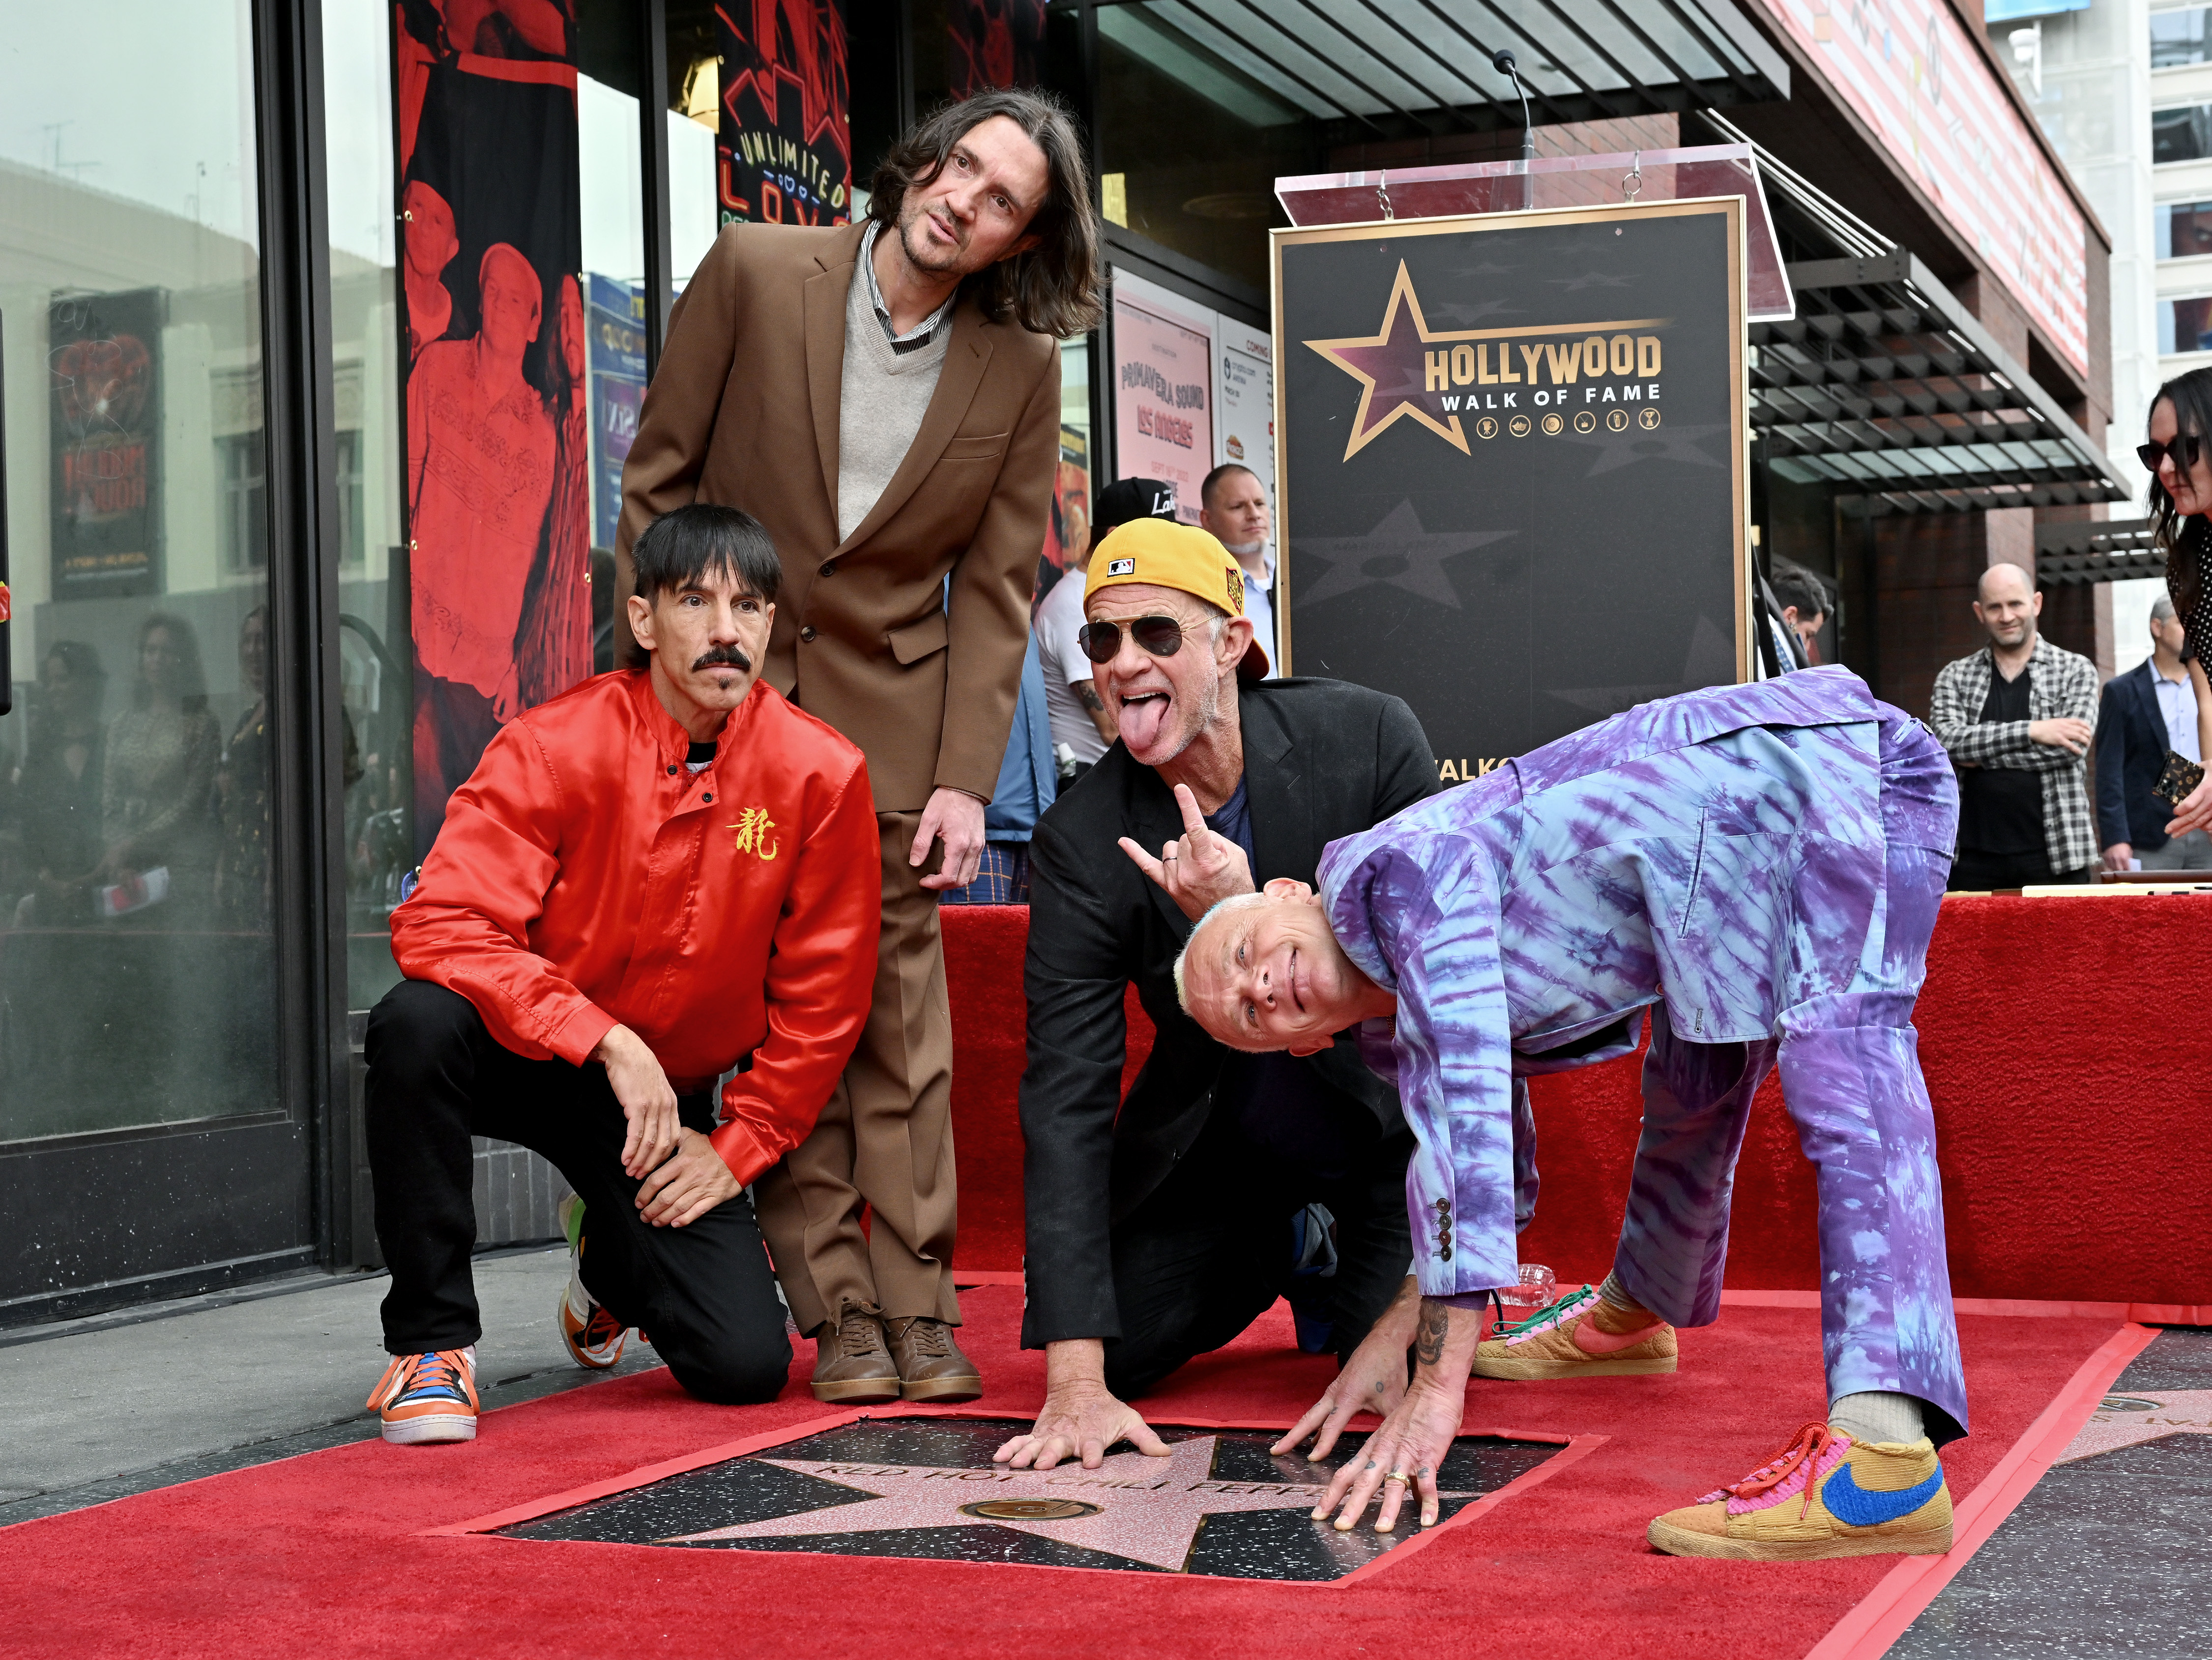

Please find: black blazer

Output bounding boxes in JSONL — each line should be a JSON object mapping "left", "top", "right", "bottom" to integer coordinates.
{"left": 2094, "top": 661, "right": 2178, "bottom": 851}
{"left": 1017, "top": 677, "right": 1438, "bottom": 1348}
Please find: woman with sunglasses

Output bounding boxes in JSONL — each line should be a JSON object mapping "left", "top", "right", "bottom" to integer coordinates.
{"left": 2141, "top": 369, "right": 2212, "bottom": 836}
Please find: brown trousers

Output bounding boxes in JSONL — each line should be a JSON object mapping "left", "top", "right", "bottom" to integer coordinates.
{"left": 754, "top": 810, "right": 960, "bottom": 1335}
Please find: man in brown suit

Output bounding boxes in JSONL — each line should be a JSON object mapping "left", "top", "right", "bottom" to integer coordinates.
{"left": 617, "top": 88, "right": 1102, "bottom": 1402}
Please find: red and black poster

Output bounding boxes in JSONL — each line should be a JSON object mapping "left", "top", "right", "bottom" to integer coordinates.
{"left": 715, "top": 0, "right": 851, "bottom": 229}
{"left": 948, "top": 0, "right": 1047, "bottom": 95}
{"left": 391, "top": 0, "right": 588, "bottom": 855}
{"left": 49, "top": 288, "right": 164, "bottom": 601}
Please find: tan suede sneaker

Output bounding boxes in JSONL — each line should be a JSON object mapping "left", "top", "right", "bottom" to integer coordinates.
{"left": 1469, "top": 1283, "right": 1678, "bottom": 1380}
{"left": 1648, "top": 1422, "right": 1953, "bottom": 1560}
{"left": 883, "top": 1314, "right": 983, "bottom": 1402}
{"left": 810, "top": 1302, "right": 902, "bottom": 1403}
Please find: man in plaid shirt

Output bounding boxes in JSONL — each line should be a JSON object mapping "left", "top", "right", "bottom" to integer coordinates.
{"left": 1928, "top": 562, "right": 2098, "bottom": 889}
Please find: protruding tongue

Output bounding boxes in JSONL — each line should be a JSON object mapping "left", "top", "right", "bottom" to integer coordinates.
{"left": 1118, "top": 692, "right": 1172, "bottom": 751}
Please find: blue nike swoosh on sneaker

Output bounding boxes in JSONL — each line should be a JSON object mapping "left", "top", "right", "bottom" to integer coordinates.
{"left": 1819, "top": 1461, "right": 1945, "bottom": 1527}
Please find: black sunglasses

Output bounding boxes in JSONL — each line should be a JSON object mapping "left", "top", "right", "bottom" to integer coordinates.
{"left": 2139, "top": 434, "right": 2205, "bottom": 474}
{"left": 1077, "top": 615, "right": 1203, "bottom": 664}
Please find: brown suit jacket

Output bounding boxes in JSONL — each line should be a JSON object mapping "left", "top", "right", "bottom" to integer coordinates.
{"left": 616, "top": 219, "right": 1060, "bottom": 811}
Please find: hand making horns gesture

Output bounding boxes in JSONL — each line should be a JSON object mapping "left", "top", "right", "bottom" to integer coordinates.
{"left": 1117, "top": 782, "right": 1256, "bottom": 921}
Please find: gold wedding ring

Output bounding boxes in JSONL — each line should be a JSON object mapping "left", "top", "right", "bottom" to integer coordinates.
{"left": 1383, "top": 1471, "right": 1410, "bottom": 1485}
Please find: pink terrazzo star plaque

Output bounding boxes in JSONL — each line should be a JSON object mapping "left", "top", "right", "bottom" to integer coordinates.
{"left": 452, "top": 1409, "right": 1585, "bottom": 1582}
{"left": 2056, "top": 1391, "right": 2212, "bottom": 1464}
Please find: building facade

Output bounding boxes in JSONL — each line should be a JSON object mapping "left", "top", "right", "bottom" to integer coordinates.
{"left": 0, "top": 0, "right": 2120, "bottom": 1324}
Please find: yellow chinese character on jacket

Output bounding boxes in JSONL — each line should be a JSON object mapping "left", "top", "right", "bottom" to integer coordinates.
{"left": 729, "top": 807, "right": 780, "bottom": 860}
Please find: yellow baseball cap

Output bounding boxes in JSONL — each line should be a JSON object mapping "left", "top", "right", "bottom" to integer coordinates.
{"left": 1083, "top": 518, "right": 1270, "bottom": 680}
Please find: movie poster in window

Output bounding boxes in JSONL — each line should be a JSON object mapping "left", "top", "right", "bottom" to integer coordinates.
{"left": 1213, "top": 317, "right": 1274, "bottom": 521}
{"left": 716, "top": 0, "right": 851, "bottom": 229}
{"left": 392, "top": 0, "right": 588, "bottom": 857}
{"left": 49, "top": 288, "right": 164, "bottom": 600}
{"left": 587, "top": 274, "right": 648, "bottom": 551}
{"left": 1111, "top": 276, "right": 1213, "bottom": 525}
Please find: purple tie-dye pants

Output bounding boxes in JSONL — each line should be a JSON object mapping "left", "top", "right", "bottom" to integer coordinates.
{"left": 1608, "top": 712, "right": 1966, "bottom": 1441}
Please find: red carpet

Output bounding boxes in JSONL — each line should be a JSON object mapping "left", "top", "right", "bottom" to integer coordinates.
{"left": 946, "top": 898, "right": 2212, "bottom": 1312}
{"left": 0, "top": 1288, "right": 2131, "bottom": 1658}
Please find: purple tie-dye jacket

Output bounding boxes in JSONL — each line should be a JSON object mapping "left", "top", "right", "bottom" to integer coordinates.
{"left": 1320, "top": 667, "right": 1914, "bottom": 1299}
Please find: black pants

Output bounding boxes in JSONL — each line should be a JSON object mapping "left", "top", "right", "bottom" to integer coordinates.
{"left": 364, "top": 979, "right": 791, "bottom": 1404}
{"left": 1101, "top": 1112, "right": 1415, "bottom": 1400}
{"left": 1947, "top": 848, "right": 2091, "bottom": 891}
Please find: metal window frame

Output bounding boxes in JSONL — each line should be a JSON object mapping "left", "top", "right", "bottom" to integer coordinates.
{"left": 251, "top": 0, "right": 351, "bottom": 1270}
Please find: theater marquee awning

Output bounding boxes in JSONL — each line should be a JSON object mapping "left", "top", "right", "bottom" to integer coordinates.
{"left": 1754, "top": 252, "right": 2130, "bottom": 517}
{"left": 1085, "top": 0, "right": 1791, "bottom": 132}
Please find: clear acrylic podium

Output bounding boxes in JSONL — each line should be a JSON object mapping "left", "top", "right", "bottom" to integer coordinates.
{"left": 1274, "top": 144, "right": 1795, "bottom": 322}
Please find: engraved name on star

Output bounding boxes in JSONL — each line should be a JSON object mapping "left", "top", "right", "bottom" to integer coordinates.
{"left": 659, "top": 1435, "right": 1480, "bottom": 1572}
{"left": 2056, "top": 1392, "right": 2212, "bottom": 1464}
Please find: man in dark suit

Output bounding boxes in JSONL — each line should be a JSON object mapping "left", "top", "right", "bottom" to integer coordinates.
{"left": 2097, "top": 593, "right": 2212, "bottom": 873}
{"left": 990, "top": 519, "right": 1443, "bottom": 1473}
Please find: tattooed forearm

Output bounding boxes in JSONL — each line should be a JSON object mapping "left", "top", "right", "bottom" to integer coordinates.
{"left": 1414, "top": 1298, "right": 1450, "bottom": 1367}
{"left": 1076, "top": 684, "right": 1106, "bottom": 710}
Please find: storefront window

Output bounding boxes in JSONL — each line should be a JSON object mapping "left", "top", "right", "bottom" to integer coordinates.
{"left": 324, "top": 0, "right": 411, "bottom": 1013}
{"left": 665, "top": 0, "right": 728, "bottom": 282}
{"left": 1093, "top": 2, "right": 1312, "bottom": 291}
{"left": 0, "top": 0, "right": 282, "bottom": 1138}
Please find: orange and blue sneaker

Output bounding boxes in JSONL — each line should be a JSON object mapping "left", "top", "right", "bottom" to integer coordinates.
{"left": 557, "top": 1192, "right": 628, "bottom": 1370}
{"left": 368, "top": 1347, "right": 478, "bottom": 1445}
{"left": 1470, "top": 1283, "right": 1678, "bottom": 1380}
{"left": 1648, "top": 1421, "right": 1954, "bottom": 1560}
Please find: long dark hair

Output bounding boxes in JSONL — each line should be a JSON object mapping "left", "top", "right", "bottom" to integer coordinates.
{"left": 131, "top": 611, "right": 209, "bottom": 713}
{"left": 2149, "top": 366, "right": 2212, "bottom": 623}
{"left": 868, "top": 88, "right": 1103, "bottom": 340}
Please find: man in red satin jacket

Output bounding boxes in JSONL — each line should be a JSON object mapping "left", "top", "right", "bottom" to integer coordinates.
{"left": 361, "top": 504, "right": 879, "bottom": 1446}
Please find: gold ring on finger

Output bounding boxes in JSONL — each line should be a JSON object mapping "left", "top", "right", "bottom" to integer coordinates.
{"left": 1383, "top": 1471, "right": 1410, "bottom": 1484}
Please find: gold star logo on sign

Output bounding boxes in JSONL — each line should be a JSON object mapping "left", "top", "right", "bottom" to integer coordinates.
{"left": 1302, "top": 261, "right": 1669, "bottom": 462}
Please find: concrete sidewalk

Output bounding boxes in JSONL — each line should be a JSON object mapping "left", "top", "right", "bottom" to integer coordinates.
{"left": 0, "top": 1247, "right": 664, "bottom": 1525}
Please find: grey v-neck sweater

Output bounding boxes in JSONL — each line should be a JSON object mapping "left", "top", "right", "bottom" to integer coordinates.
{"left": 836, "top": 262, "right": 952, "bottom": 545}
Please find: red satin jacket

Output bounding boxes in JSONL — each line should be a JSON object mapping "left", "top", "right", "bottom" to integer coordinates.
{"left": 392, "top": 669, "right": 879, "bottom": 1185}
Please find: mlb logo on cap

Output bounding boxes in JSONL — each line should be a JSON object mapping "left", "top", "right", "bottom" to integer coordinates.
{"left": 1081, "top": 518, "right": 1271, "bottom": 681}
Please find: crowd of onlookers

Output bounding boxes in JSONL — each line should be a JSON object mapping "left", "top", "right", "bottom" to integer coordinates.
{"left": 937, "top": 459, "right": 2212, "bottom": 903}
{"left": 1925, "top": 563, "right": 2210, "bottom": 887}
{"left": 6, "top": 542, "right": 2199, "bottom": 942}
{"left": 0, "top": 610, "right": 276, "bottom": 933}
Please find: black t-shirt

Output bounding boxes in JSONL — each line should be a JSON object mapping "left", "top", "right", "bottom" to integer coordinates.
{"left": 1201, "top": 775, "right": 1376, "bottom": 1181}
{"left": 1956, "top": 664, "right": 2045, "bottom": 856}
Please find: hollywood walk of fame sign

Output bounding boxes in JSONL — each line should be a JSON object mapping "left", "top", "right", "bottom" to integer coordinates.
{"left": 455, "top": 1414, "right": 1572, "bottom": 1582}
{"left": 1273, "top": 199, "right": 1750, "bottom": 780}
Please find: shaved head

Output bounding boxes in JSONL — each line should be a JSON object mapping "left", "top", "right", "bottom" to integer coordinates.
{"left": 1972, "top": 560, "right": 2041, "bottom": 654}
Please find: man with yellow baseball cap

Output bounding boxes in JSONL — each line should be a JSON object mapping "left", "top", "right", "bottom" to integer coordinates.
{"left": 993, "top": 512, "right": 1449, "bottom": 1476}
{"left": 1080, "top": 517, "right": 1271, "bottom": 683}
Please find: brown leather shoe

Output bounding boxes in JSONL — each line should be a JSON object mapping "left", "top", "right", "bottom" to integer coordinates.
{"left": 810, "top": 1303, "right": 902, "bottom": 1403}
{"left": 883, "top": 1315, "right": 983, "bottom": 1402}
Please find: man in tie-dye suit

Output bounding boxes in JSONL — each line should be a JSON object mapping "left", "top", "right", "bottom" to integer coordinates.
{"left": 1176, "top": 666, "right": 1966, "bottom": 1561}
